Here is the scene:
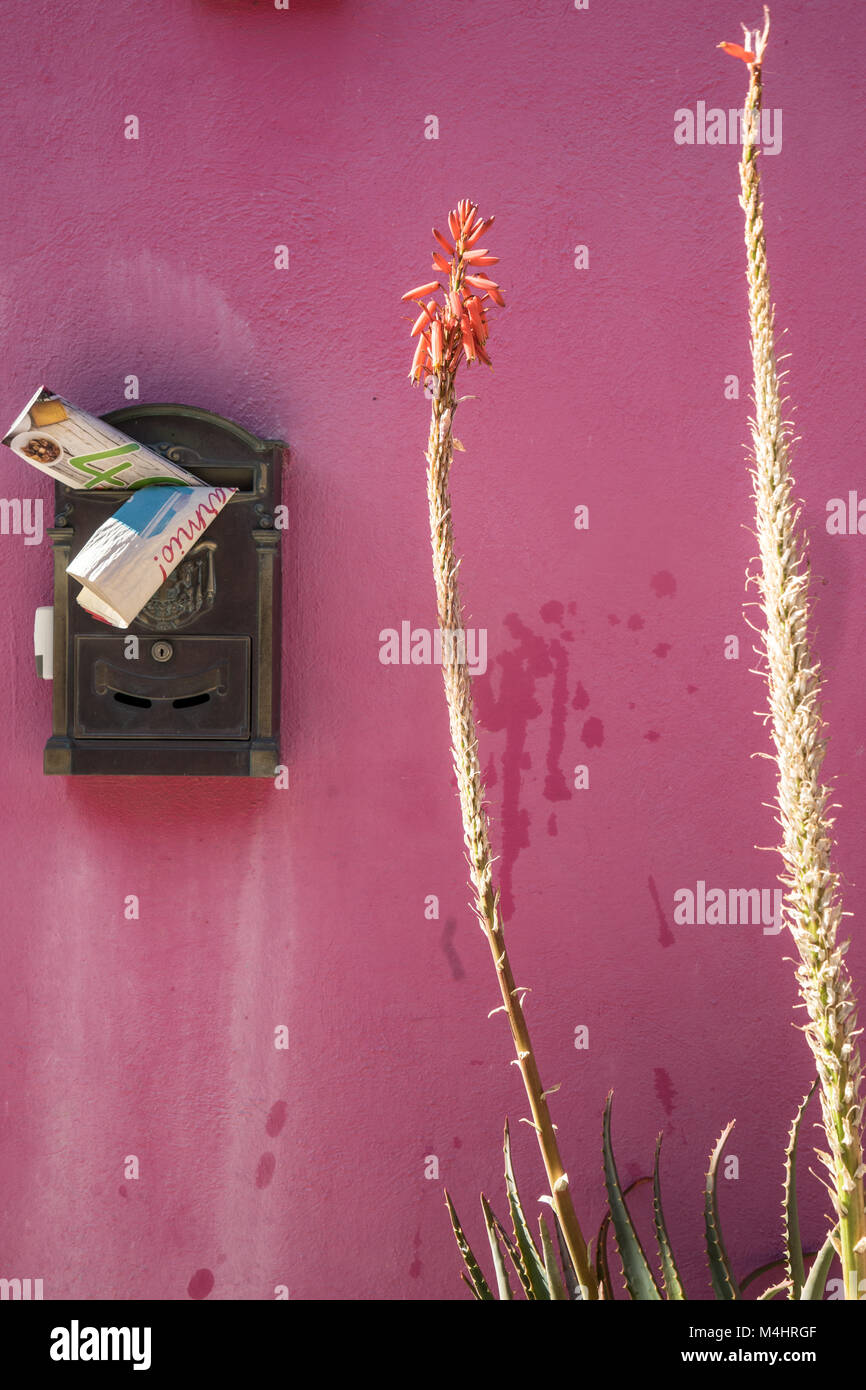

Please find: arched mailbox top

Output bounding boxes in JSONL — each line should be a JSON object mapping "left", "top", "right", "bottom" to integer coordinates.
{"left": 104, "top": 402, "right": 287, "bottom": 458}
{"left": 55, "top": 402, "right": 292, "bottom": 506}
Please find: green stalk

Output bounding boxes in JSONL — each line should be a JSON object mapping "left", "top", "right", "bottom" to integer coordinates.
{"left": 410, "top": 205, "right": 597, "bottom": 1296}
{"left": 424, "top": 368, "right": 597, "bottom": 1298}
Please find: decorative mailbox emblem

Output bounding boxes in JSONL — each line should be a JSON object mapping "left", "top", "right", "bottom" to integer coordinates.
{"left": 136, "top": 542, "right": 217, "bottom": 631}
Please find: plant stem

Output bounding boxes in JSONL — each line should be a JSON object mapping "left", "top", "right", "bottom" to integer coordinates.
{"left": 424, "top": 371, "right": 598, "bottom": 1300}
{"left": 738, "top": 9, "right": 866, "bottom": 1297}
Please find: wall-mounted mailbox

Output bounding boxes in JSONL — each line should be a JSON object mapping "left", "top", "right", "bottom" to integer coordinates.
{"left": 44, "top": 404, "right": 286, "bottom": 777}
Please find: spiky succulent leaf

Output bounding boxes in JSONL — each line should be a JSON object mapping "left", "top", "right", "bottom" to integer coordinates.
{"left": 491, "top": 1209, "right": 537, "bottom": 1299}
{"left": 783, "top": 1082, "right": 817, "bottom": 1299}
{"left": 800, "top": 1228, "right": 837, "bottom": 1301}
{"left": 480, "top": 1194, "right": 514, "bottom": 1300}
{"left": 653, "top": 1132, "right": 686, "bottom": 1299}
{"left": 602, "top": 1092, "right": 662, "bottom": 1300}
{"left": 553, "top": 1209, "right": 584, "bottom": 1300}
{"left": 445, "top": 1190, "right": 494, "bottom": 1300}
{"left": 502, "top": 1121, "right": 550, "bottom": 1299}
{"left": 759, "top": 1279, "right": 792, "bottom": 1301}
{"left": 704, "top": 1122, "right": 740, "bottom": 1300}
{"left": 538, "top": 1213, "right": 568, "bottom": 1300}
{"left": 595, "top": 1208, "right": 615, "bottom": 1300}
{"left": 596, "top": 1174, "right": 653, "bottom": 1301}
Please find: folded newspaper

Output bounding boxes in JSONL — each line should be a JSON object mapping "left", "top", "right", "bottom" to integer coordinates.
{"left": 4, "top": 387, "right": 235, "bottom": 628}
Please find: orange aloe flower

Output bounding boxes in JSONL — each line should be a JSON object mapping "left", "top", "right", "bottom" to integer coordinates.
{"left": 718, "top": 40, "right": 756, "bottom": 63}
{"left": 402, "top": 200, "right": 504, "bottom": 388}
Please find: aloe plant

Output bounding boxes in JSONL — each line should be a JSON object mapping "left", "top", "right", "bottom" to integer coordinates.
{"left": 721, "top": 7, "right": 866, "bottom": 1296}
{"left": 446, "top": 1092, "right": 838, "bottom": 1301}
{"left": 413, "top": 17, "right": 863, "bottom": 1309}
{"left": 404, "top": 203, "right": 597, "bottom": 1298}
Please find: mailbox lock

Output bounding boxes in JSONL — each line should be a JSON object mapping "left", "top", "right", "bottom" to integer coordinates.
{"left": 152, "top": 640, "right": 174, "bottom": 663}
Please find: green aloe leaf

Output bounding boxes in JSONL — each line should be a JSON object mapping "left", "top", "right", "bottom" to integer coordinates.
{"left": 444, "top": 1189, "right": 494, "bottom": 1300}
{"left": 595, "top": 1177, "right": 651, "bottom": 1300}
{"left": 502, "top": 1121, "right": 550, "bottom": 1300}
{"left": 759, "top": 1279, "right": 792, "bottom": 1300}
{"left": 602, "top": 1092, "right": 662, "bottom": 1300}
{"left": 491, "top": 1209, "right": 534, "bottom": 1299}
{"left": 481, "top": 1194, "right": 514, "bottom": 1300}
{"left": 653, "top": 1133, "right": 686, "bottom": 1299}
{"left": 552, "top": 1208, "right": 585, "bottom": 1300}
{"left": 800, "top": 1228, "right": 837, "bottom": 1302}
{"left": 538, "top": 1212, "right": 569, "bottom": 1300}
{"left": 704, "top": 1122, "right": 740, "bottom": 1300}
{"left": 595, "top": 1207, "right": 615, "bottom": 1300}
{"left": 784, "top": 1082, "right": 818, "bottom": 1299}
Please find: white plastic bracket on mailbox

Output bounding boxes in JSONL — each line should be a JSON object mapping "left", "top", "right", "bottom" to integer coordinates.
{"left": 34, "top": 606, "right": 53, "bottom": 680}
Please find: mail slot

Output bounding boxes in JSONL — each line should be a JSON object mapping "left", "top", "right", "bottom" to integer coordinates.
{"left": 44, "top": 404, "right": 286, "bottom": 776}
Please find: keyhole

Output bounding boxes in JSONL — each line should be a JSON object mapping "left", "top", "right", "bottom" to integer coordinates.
{"left": 152, "top": 641, "right": 173, "bottom": 662}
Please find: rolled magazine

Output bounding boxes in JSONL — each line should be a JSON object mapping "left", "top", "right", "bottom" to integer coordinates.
{"left": 3, "top": 387, "right": 200, "bottom": 490}
{"left": 67, "top": 485, "right": 236, "bottom": 628}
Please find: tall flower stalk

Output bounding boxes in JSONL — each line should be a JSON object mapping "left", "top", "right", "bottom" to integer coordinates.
{"left": 402, "top": 201, "right": 598, "bottom": 1299}
{"left": 724, "top": 9, "right": 866, "bottom": 1296}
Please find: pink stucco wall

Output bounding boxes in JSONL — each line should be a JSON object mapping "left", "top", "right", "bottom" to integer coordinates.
{"left": 2, "top": 0, "right": 865, "bottom": 1301}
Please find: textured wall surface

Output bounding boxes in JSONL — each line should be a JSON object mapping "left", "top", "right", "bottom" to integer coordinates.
{"left": 1, "top": 0, "right": 865, "bottom": 1301}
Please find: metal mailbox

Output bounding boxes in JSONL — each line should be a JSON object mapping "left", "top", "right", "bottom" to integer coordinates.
{"left": 44, "top": 403, "right": 286, "bottom": 777}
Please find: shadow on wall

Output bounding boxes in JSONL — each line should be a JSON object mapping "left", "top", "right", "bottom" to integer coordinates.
{"left": 474, "top": 579, "right": 679, "bottom": 920}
